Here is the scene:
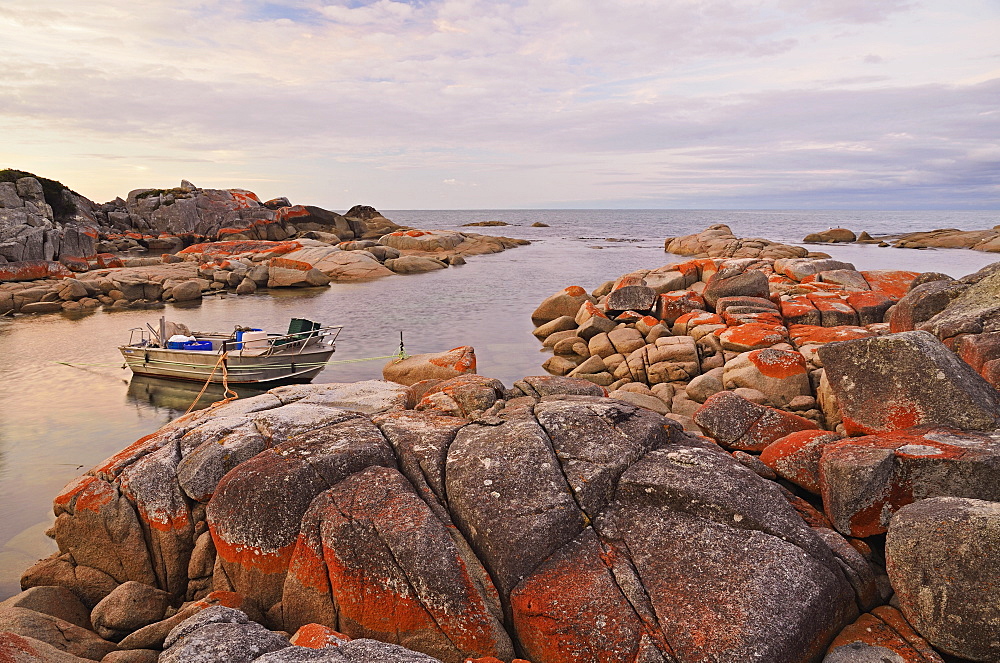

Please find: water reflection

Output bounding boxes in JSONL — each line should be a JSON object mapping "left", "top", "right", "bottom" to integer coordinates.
{"left": 126, "top": 375, "right": 270, "bottom": 415}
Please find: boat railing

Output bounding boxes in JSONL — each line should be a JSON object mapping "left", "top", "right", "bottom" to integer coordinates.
{"left": 222, "top": 325, "right": 344, "bottom": 356}
{"left": 126, "top": 327, "right": 153, "bottom": 347}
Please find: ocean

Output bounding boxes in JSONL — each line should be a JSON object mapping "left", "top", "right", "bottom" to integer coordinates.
{"left": 0, "top": 208, "right": 997, "bottom": 598}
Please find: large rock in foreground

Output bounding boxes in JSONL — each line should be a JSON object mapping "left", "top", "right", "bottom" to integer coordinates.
{"left": 886, "top": 497, "right": 1000, "bottom": 662}
{"left": 30, "top": 375, "right": 863, "bottom": 662}
{"left": 818, "top": 330, "right": 1000, "bottom": 435}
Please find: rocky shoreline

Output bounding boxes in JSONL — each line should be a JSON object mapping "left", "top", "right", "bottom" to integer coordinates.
{"left": 2, "top": 217, "right": 1000, "bottom": 662}
{"left": 1, "top": 174, "right": 528, "bottom": 317}
{"left": 527, "top": 247, "right": 1000, "bottom": 661}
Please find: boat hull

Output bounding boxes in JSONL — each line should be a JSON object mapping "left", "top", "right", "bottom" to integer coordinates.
{"left": 119, "top": 345, "right": 336, "bottom": 384}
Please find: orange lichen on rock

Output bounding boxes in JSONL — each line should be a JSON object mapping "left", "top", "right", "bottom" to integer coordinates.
{"left": 96, "top": 253, "right": 125, "bottom": 269}
{"left": 270, "top": 257, "right": 313, "bottom": 272}
{"left": 275, "top": 205, "right": 313, "bottom": 222}
{"left": 429, "top": 346, "right": 477, "bottom": 373}
{"left": 861, "top": 270, "right": 919, "bottom": 301}
{"left": 655, "top": 290, "right": 706, "bottom": 324}
{"left": 748, "top": 348, "right": 807, "bottom": 379}
{"left": 179, "top": 240, "right": 301, "bottom": 258}
{"left": 841, "top": 399, "right": 923, "bottom": 436}
{"left": 717, "top": 322, "right": 788, "bottom": 351}
{"left": 511, "top": 531, "right": 666, "bottom": 663}
{"left": 788, "top": 324, "right": 872, "bottom": 347}
{"left": 723, "top": 310, "right": 783, "bottom": 327}
{"left": 760, "top": 430, "right": 841, "bottom": 494}
{"left": 826, "top": 606, "right": 943, "bottom": 662}
{"left": 291, "top": 623, "right": 350, "bottom": 648}
{"left": 209, "top": 521, "right": 299, "bottom": 575}
{"left": 819, "top": 426, "right": 993, "bottom": 536}
{"left": 228, "top": 189, "right": 262, "bottom": 208}
{"left": 53, "top": 475, "right": 113, "bottom": 514}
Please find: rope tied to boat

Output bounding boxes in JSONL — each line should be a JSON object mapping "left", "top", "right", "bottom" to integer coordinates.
{"left": 184, "top": 352, "right": 238, "bottom": 415}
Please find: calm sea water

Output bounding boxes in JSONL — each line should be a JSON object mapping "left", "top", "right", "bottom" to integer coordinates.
{"left": 1, "top": 209, "right": 997, "bottom": 598}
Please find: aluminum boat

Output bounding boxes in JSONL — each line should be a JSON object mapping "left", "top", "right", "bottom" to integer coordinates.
{"left": 120, "top": 318, "right": 342, "bottom": 384}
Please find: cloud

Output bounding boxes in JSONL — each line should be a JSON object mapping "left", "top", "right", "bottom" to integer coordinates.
{"left": 0, "top": 0, "right": 997, "bottom": 208}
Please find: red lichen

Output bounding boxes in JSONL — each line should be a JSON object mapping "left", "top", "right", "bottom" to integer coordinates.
{"left": 179, "top": 240, "right": 301, "bottom": 258}
{"left": 291, "top": 623, "right": 350, "bottom": 648}
{"left": 861, "top": 270, "right": 919, "bottom": 301}
{"left": 788, "top": 324, "right": 872, "bottom": 347}
{"left": 228, "top": 189, "right": 262, "bottom": 208}
{"left": 564, "top": 285, "right": 587, "bottom": 297}
{"left": 209, "top": 521, "right": 298, "bottom": 575}
{"left": 276, "top": 205, "right": 313, "bottom": 222}
{"left": 748, "top": 349, "right": 807, "bottom": 379}
{"left": 656, "top": 290, "right": 706, "bottom": 324}
{"left": 270, "top": 257, "right": 313, "bottom": 272}
{"left": 717, "top": 322, "right": 788, "bottom": 350}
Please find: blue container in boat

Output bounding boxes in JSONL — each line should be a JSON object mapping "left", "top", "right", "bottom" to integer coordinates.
{"left": 183, "top": 341, "right": 213, "bottom": 351}
{"left": 235, "top": 328, "right": 263, "bottom": 350}
{"left": 166, "top": 340, "right": 186, "bottom": 349}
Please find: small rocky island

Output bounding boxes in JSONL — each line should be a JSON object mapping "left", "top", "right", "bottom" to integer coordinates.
{"left": 0, "top": 171, "right": 527, "bottom": 316}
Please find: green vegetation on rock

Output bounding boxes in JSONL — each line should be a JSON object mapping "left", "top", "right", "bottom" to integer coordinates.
{"left": 0, "top": 168, "right": 76, "bottom": 219}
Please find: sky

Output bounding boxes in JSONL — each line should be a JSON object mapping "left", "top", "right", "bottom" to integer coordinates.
{"left": 0, "top": 0, "right": 998, "bottom": 210}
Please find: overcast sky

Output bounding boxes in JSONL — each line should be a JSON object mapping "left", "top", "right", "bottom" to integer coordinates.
{"left": 1, "top": 1, "right": 998, "bottom": 210}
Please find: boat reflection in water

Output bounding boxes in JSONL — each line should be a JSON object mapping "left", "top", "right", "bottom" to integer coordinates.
{"left": 126, "top": 375, "right": 270, "bottom": 414}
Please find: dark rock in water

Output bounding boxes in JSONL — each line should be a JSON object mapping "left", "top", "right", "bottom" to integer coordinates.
{"left": 803, "top": 228, "right": 856, "bottom": 243}
{"left": 886, "top": 497, "right": 1000, "bottom": 662}
{"left": 818, "top": 330, "right": 1000, "bottom": 435}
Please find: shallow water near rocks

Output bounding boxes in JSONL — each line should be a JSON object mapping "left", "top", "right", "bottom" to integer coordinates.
{"left": 1, "top": 209, "right": 997, "bottom": 598}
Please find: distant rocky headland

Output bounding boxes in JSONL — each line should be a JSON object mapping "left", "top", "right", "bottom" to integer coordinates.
{"left": 801, "top": 225, "right": 1000, "bottom": 251}
{"left": 0, "top": 170, "right": 527, "bottom": 316}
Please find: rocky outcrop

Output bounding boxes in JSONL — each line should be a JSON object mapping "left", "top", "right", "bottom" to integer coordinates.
{"left": 664, "top": 224, "right": 811, "bottom": 259}
{"left": 0, "top": 172, "right": 531, "bottom": 315}
{"left": 891, "top": 226, "right": 1000, "bottom": 252}
{"left": 0, "top": 171, "right": 99, "bottom": 264}
{"left": 528, "top": 254, "right": 925, "bottom": 431}
{"left": 21, "top": 375, "right": 870, "bottom": 662}
{"left": 803, "top": 228, "right": 857, "bottom": 243}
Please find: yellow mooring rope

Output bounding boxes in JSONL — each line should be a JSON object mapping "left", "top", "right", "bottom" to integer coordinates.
{"left": 185, "top": 352, "right": 238, "bottom": 415}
